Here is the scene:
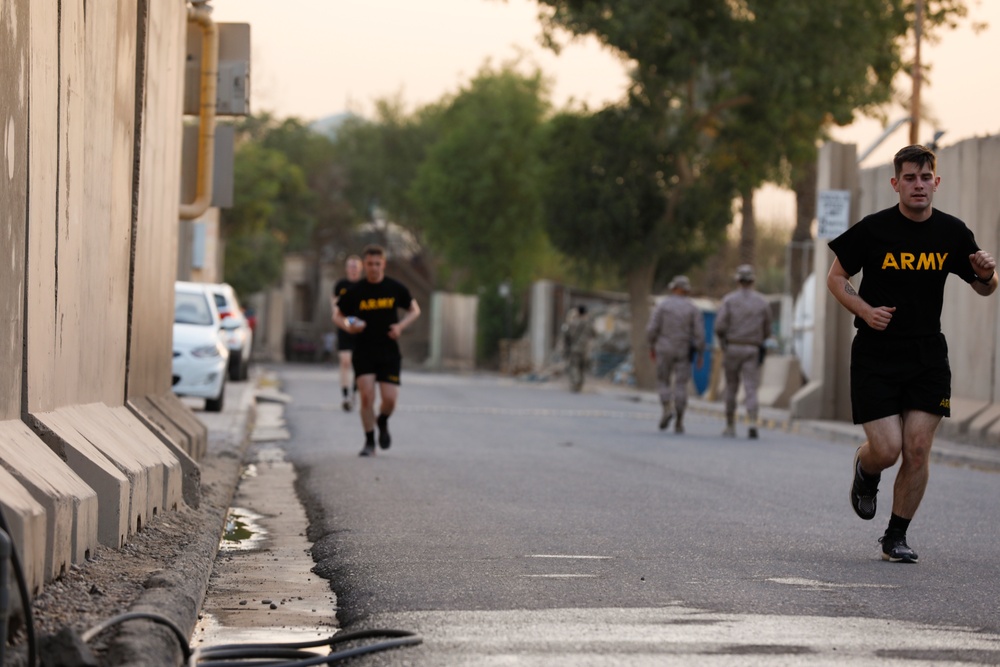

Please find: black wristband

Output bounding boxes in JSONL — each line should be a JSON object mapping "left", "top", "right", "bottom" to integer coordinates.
{"left": 975, "top": 270, "right": 995, "bottom": 284}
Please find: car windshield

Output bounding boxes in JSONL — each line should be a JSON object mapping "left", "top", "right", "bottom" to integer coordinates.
{"left": 213, "top": 290, "right": 243, "bottom": 319}
{"left": 175, "top": 291, "right": 214, "bottom": 325}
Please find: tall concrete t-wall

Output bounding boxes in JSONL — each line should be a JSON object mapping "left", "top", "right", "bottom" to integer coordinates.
{"left": 792, "top": 137, "right": 1000, "bottom": 441}
{"left": 1, "top": 0, "right": 199, "bottom": 599}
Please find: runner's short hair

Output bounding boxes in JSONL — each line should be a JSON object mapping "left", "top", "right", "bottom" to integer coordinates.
{"left": 363, "top": 244, "right": 386, "bottom": 258}
{"left": 893, "top": 145, "right": 936, "bottom": 178}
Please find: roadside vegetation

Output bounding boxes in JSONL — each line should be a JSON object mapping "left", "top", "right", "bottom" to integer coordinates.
{"left": 221, "top": 1, "right": 977, "bottom": 375}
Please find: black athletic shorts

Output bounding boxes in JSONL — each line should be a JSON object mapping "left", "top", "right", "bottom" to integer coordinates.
{"left": 850, "top": 332, "right": 951, "bottom": 425}
{"left": 337, "top": 329, "right": 355, "bottom": 352}
{"left": 352, "top": 347, "right": 402, "bottom": 385}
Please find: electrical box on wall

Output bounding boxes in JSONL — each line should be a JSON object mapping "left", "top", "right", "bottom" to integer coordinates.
{"left": 180, "top": 122, "right": 235, "bottom": 208}
{"left": 184, "top": 22, "right": 251, "bottom": 116}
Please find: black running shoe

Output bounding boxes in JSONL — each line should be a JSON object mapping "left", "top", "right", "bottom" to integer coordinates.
{"left": 748, "top": 427, "right": 759, "bottom": 439}
{"left": 850, "top": 447, "right": 879, "bottom": 520}
{"left": 359, "top": 443, "right": 375, "bottom": 457}
{"left": 377, "top": 416, "right": 391, "bottom": 450}
{"left": 879, "top": 531, "right": 919, "bottom": 563}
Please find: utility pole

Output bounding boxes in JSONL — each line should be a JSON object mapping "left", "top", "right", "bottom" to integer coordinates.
{"left": 909, "top": 0, "right": 923, "bottom": 145}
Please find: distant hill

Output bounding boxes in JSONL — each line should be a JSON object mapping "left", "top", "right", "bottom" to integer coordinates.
{"left": 309, "top": 112, "right": 355, "bottom": 139}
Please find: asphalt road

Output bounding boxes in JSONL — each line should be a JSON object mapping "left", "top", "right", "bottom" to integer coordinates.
{"left": 275, "top": 364, "right": 1000, "bottom": 665}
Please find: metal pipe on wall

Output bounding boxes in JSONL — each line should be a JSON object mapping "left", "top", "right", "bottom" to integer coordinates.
{"left": 179, "top": 3, "right": 219, "bottom": 220}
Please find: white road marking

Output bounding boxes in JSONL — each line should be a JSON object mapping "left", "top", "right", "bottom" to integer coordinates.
{"left": 526, "top": 555, "right": 613, "bottom": 560}
{"left": 365, "top": 606, "right": 1000, "bottom": 666}
{"left": 767, "top": 577, "right": 898, "bottom": 590}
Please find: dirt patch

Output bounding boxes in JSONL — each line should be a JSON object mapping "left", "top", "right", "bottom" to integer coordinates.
{"left": 5, "top": 433, "right": 244, "bottom": 666}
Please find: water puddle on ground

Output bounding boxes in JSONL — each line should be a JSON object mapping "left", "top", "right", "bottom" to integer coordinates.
{"left": 219, "top": 507, "right": 267, "bottom": 552}
{"left": 192, "top": 444, "right": 338, "bottom": 650}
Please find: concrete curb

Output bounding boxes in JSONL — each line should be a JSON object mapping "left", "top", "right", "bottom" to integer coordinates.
{"left": 100, "top": 380, "right": 258, "bottom": 665}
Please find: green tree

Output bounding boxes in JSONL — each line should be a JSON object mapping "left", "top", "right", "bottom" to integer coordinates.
{"left": 540, "top": 105, "right": 734, "bottom": 381}
{"left": 533, "top": 0, "right": 975, "bottom": 386}
{"left": 534, "top": 2, "right": 759, "bottom": 387}
{"left": 222, "top": 139, "right": 311, "bottom": 295}
{"left": 332, "top": 96, "right": 446, "bottom": 232}
{"left": 409, "top": 64, "right": 551, "bottom": 361}
{"left": 222, "top": 114, "right": 357, "bottom": 297}
{"left": 716, "top": 1, "right": 973, "bottom": 283}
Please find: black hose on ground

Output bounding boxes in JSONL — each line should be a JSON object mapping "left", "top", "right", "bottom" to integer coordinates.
{"left": 0, "top": 506, "right": 37, "bottom": 667}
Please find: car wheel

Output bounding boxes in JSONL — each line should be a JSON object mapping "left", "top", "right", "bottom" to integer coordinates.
{"left": 228, "top": 352, "right": 242, "bottom": 381}
{"left": 239, "top": 355, "right": 250, "bottom": 381}
{"left": 205, "top": 383, "right": 225, "bottom": 412}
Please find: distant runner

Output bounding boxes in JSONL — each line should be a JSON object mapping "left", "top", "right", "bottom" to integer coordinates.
{"left": 331, "top": 255, "right": 362, "bottom": 411}
{"left": 333, "top": 245, "right": 421, "bottom": 457}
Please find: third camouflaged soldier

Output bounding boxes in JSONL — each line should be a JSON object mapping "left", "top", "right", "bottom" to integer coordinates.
{"left": 715, "top": 264, "right": 772, "bottom": 439}
{"left": 562, "top": 305, "right": 592, "bottom": 392}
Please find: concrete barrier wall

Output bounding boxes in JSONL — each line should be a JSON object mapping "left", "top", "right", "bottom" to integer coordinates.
{"left": 427, "top": 292, "right": 478, "bottom": 371}
{"left": 26, "top": 0, "right": 135, "bottom": 410}
{"left": 0, "top": 0, "right": 196, "bottom": 600}
{"left": 128, "top": 0, "right": 187, "bottom": 399}
{"left": 1, "top": 0, "right": 29, "bottom": 422}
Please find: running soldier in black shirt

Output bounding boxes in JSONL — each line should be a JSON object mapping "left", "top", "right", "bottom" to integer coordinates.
{"left": 828, "top": 145, "right": 997, "bottom": 563}
{"left": 331, "top": 255, "right": 362, "bottom": 411}
{"left": 333, "top": 245, "right": 421, "bottom": 456}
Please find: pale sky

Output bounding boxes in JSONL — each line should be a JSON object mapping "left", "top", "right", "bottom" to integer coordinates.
{"left": 209, "top": 0, "right": 999, "bottom": 221}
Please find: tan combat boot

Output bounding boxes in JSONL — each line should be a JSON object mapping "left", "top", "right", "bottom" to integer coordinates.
{"left": 658, "top": 401, "right": 673, "bottom": 431}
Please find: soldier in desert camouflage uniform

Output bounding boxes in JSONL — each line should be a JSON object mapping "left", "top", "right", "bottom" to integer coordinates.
{"left": 562, "top": 305, "right": 592, "bottom": 393}
{"left": 646, "top": 276, "right": 705, "bottom": 433}
{"left": 715, "top": 264, "right": 772, "bottom": 439}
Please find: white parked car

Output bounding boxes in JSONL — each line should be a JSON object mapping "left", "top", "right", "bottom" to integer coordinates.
{"left": 205, "top": 282, "right": 253, "bottom": 381}
{"left": 173, "top": 281, "right": 229, "bottom": 412}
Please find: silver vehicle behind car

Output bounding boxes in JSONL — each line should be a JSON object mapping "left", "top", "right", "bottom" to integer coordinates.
{"left": 205, "top": 282, "right": 253, "bottom": 381}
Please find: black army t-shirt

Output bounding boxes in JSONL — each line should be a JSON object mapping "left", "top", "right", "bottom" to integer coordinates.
{"left": 336, "top": 277, "right": 413, "bottom": 356}
{"left": 828, "top": 205, "right": 980, "bottom": 337}
{"left": 333, "top": 278, "right": 359, "bottom": 301}
{"left": 333, "top": 278, "right": 360, "bottom": 349}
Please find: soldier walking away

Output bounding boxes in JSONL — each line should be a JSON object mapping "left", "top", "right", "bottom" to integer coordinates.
{"left": 333, "top": 245, "right": 421, "bottom": 457}
{"left": 332, "top": 255, "right": 362, "bottom": 411}
{"left": 562, "top": 305, "right": 592, "bottom": 393}
{"left": 646, "top": 276, "right": 705, "bottom": 433}
{"left": 715, "top": 264, "right": 772, "bottom": 439}
{"left": 828, "top": 144, "right": 997, "bottom": 563}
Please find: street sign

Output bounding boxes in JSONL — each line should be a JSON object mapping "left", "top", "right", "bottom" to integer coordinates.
{"left": 816, "top": 189, "right": 851, "bottom": 239}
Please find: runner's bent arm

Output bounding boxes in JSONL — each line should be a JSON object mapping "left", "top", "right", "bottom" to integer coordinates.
{"left": 388, "top": 300, "right": 421, "bottom": 340}
{"left": 826, "top": 257, "right": 895, "bottom": 331}
{"left": 969, "top": 250, "right": 998, "bottom": 297}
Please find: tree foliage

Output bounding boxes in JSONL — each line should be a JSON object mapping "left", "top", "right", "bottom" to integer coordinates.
{"left": 541, "top": 105, "right": 733, "bottom": 283}
{"left": 532, "top": 0, "right": 975, "bottom": 386}
{"left": 406, "top": 63, "right": 552, "bottom": 361}
{"left": 222, "top": 115, "right": 354, "bottom": 296}
{"left": 332, "top": 97, "right": 446, "bottom": 232}
{"left": 409, "top": 64, "right": 550, "bottom": 291}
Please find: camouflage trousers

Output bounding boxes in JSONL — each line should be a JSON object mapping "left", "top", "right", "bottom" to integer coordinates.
{"left": 723, "top": 344, "right": 761, "bottom": 421}
{"left": 655, "top": 349, "right": 693, "bottom": 413}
